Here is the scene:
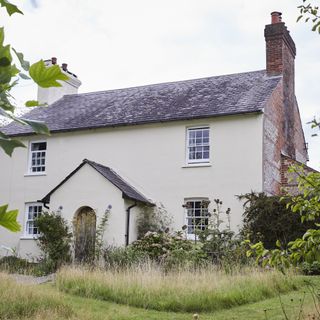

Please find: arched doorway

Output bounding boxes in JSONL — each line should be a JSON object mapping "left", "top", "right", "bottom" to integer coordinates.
{"left": 73, "top": 206, "right": 96, "bottom": 263}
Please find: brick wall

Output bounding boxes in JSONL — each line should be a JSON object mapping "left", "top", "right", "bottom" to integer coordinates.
{"left": 280, "top": 154, "right": 317, "bottom": 195}
{"left": 263, "top": 17, "right": 309, "bottom": 195}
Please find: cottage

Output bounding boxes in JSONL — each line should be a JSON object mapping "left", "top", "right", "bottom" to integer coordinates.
{"left": 0, "top": 12, "right": 311, "bottom": 259}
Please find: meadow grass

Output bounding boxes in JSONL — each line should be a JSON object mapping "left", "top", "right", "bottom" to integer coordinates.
{"left": 56, "top": 264, "right": 306, "bottom": 313}
{"left": 1, "top": 269, "right": 319, "bottom": 320}
{"left": 0, "top": 272, "right": 73, "bottom": 319}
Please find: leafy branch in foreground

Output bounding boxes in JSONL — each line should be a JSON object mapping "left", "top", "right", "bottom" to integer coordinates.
{"left": 0, "top": 204, "right": 20, "bottom": 232}
{"left": 297, "top": 1, "right": 320, "bottom": 33}
{"left": 0, "top": 0, "right": 69, "bottom": 232}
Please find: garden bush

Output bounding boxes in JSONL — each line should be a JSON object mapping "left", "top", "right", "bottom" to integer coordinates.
{"left": 131, "top": 230, "right": 206, "bottom": 269}
{"left": 239, "top": 192, "right": 317, "bottom": 249}
{"left": 36, "top": 211, "right": 72, "bottom": 271}
{"left": 0, "top": 256, "right": 32, "bottom": 273}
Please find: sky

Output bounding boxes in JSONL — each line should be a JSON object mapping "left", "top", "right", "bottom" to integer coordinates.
{"left": 3, "top": 0, "right": 320, "bottom": 169}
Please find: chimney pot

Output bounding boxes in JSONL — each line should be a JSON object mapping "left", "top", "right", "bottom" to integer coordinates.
{"left": 51, "top": 57, "right": 57, "bottom": 65}
{"left": 271, "top": 11, "right": 282, "bottom": 24}
{"left": 62, "top": 63, "right": 68, "bottom": 71}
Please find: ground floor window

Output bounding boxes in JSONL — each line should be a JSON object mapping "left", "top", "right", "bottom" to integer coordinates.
{"left": 25, "top": 203, "right": 42, "bottom": 237}
{"left": 184, "top": 199, "right": 210, "bottom": 238}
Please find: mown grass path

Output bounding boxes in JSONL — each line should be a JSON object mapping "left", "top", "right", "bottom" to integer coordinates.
{"left": 48, "top": 280, "right": 320, "bottom": 320}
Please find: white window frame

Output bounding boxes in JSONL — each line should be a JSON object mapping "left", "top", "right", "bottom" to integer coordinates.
{"left": 184, "top": 198, "right": 210, "bottom": 240}
{"left": 186, "top": 126, "right": 210, "bottom": 164}
{"left": 24, "top": 203, "right": 43, "bottom": 238}
{"left": 28, "top": 140, "right": 47, "bottom": 175}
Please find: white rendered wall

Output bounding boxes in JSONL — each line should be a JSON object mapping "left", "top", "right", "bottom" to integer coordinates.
{"left": 49, "top": 163, "right": 138, "bottom": 247}
{"left": 0, "top": 113, "right": 264, "bottom": 257}
{"left": 37, "top": 76, "right": 81, "bottom": 105}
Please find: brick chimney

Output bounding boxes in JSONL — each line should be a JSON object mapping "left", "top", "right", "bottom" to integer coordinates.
{"left": 264, "top": 12, "right": 296, "bottom": 77}
{"left": 37, "top": 57, "right": 82, "bottom": 105}
{"left": 265, "top": 12, "right": 297, "bottom": 158}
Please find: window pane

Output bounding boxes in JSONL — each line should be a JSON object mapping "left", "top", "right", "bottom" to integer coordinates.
{"left": 30, "top": 142, "right": 46, "bottom": 173}
{"left": 187, "top": 128, "right": 210, "bottom": 163}
{"left": 185, "top": 200, "right": 209, "bottom": 235}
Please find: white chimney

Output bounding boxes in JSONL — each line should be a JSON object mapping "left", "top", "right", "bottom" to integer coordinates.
{"left": 37, "top": 57, "right": 82, "bottom": 105}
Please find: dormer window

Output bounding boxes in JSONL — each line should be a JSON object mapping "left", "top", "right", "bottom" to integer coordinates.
{"left": 28, "top": 141, "right": 47, "bottom": 174}
{"left": 186, "top": 127, "right": 210, "bottom": 164}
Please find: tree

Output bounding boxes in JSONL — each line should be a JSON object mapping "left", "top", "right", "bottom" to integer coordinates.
{"left": 239, "top": 192, "right": 318, "bottom": 249}
{"left": 297, "top": 0, "right": 320, "bottom": 33}
{"left": 0, "top": 0, "right": 69, "bottom": 232}
{"left": 244, "top": 167, "right": 320, "bottom": 271}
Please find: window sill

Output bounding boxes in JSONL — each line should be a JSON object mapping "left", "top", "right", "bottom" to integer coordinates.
{"left": 20, "top": 236, "right": 38, "bottom": 240}
{"left": 182, "top": 163, "right": 211, "bottom": 168}
{"left": 186, "top": 234, "right": 199, "bottom": 241}
{"left": 24, "top": 173, "right": 47, "bottom": 177}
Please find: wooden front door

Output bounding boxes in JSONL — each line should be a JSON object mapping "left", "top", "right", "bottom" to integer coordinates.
{"left": 74, "top": 206, "right": 96, "bottom": 263}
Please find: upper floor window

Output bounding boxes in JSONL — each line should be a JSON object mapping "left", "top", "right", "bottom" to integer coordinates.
{"left": 25, "top": 203, "right": 42, "bottom": 237}
{"left": 187, "top": 127, "right": 210, "bottom": 164}
{"left": 29, "top": 141, "right": 47, "bottom": 174}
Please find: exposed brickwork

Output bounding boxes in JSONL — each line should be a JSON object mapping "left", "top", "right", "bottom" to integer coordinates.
{"left": 263, "top": 16, "right": 309, "bottom": 195}
{"left": 264, "top": 22, "right": 296, "bottom": 76}
{"left": 280, "top": 154, "right": 317, "bottom": 195}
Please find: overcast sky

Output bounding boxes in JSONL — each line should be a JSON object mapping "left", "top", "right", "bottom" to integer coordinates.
{"left": 3, "top": 0, "right": 320, "bottom": 169}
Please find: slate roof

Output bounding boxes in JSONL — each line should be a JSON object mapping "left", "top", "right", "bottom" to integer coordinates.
{"left": 3, "top": 70, "right": 281, "bottom": 136}
{"left": 41, "top": 159, "right": 153, "bottom": 206}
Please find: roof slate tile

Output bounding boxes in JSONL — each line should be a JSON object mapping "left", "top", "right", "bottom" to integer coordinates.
{"left": 3, "top": 70, "right": 281, "bottom": 136}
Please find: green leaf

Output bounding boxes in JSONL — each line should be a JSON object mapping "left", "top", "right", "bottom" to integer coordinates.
{"left": 0, "top": 0, "right": 23, "bottom": 16}
{"left": 276, "top": 239, "right": 281, "bottom": 248}
{"left": 29, "top": 60, "right": 69, "bottom": 88}
{"left": 1, "top": 111, "right": 50, "bottom": 135}
{"left": 0, "top": 204, "right": 20, "bottom": 232}
{"left": 10, "top": 63, "right": 19, "bottom": 76}
{"left": 312, "top": 21, "right": 320, "bottom": 31}
{"left": 0, "top": 92, "right": 14, "bottom": 112}
{"left": 19, "top": 72, "right": 30, "bottom": 80}
{"left": 25, "top": 100, "right": 40, "bottom": 107}
{"left": 12, "top": 48, "right": 30, "bottom": 71}
{"left": 297, "top": 15, "right": 303, "bottom": 22}
{"left": 19, "top": 118, "right": 50, "bottom": 135}
{"left": 0, "top": 27, "right": 4, "bottom": 47}
{"left": 0, "top": 134, "right": 25, "bottom": 156}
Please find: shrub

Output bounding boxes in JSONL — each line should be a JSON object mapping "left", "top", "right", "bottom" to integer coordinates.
{"left": 131, "top": 230, "right": 206, "bottom": 268}
{"left": 301, "top": 261, "right": 320, "bottom": 275}
{"left": 136, "top": 203, "right": 172, "bottom": 239}
{"left": 198, "top": 228, "right": 247, "bottom": 269}
{"left": 36, "top": 211, "right": 72, "bottom": 271}
{"left": 239, "top": 192, "right": 317, "bottom": 249}
{"left": 0, "top": 256, "right": 31, "bottom": 273}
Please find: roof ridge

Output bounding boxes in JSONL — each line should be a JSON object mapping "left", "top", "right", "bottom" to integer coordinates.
{"left": 64, "top": 69, "right": 268, "bottom": 98}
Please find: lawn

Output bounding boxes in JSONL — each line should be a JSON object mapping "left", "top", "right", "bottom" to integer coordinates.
{"left": 1, "top": 269, "right": 320, "bottom": 320}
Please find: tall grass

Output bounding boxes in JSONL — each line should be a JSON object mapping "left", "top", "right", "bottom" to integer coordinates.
{"left": 56, "top": 264, "right": 305, "bottom": 313}
{"left": 0, "top": 272, "right": 73, "bottom": 319}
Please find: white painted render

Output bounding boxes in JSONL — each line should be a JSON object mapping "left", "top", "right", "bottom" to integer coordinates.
{"left": 49, "top": 163, "right": 139, "bottom": 246}
{"left": 37, "top": 76, "right": 81, "bottom": 105}
{"left": 0, "top": 113, "right": 264, "bottom": 258}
